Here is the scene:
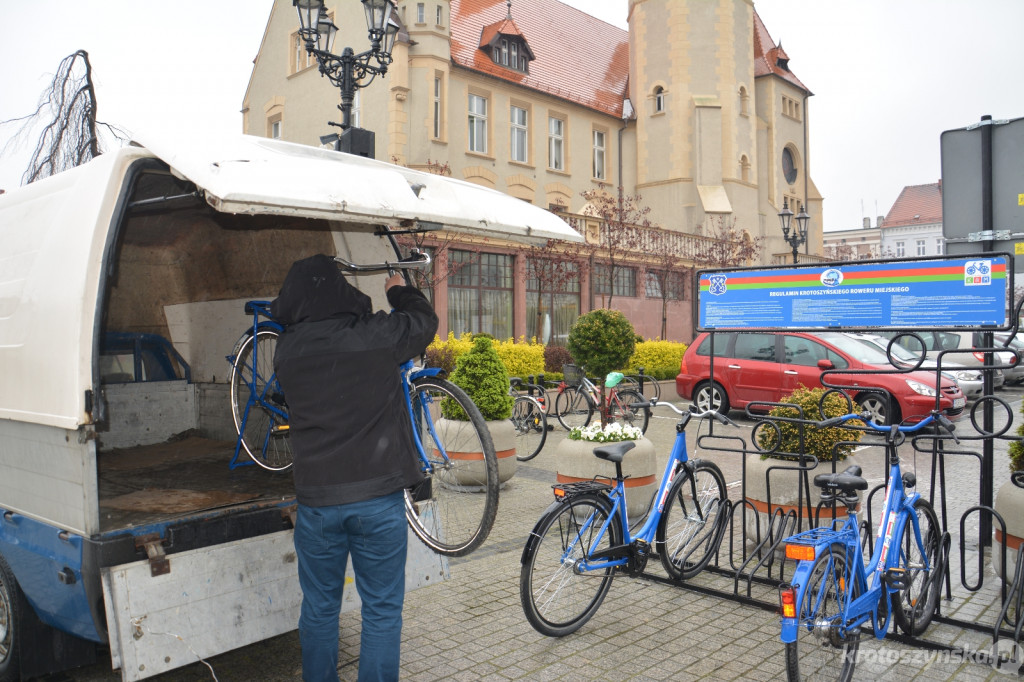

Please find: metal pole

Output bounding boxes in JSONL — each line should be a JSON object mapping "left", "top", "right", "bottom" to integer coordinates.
{"left": 980, "top": 114, "right": 994, "bottom": 549}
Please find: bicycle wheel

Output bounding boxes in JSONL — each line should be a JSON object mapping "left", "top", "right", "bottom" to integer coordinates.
{"left": 622, "top": 374, "right": 661, "bottom": 402}
{"left": 555, "top": 387, "right": 593, "bottom": 431}
{"left": 784, "top": 543, "right": 861, "bottom": 682}
{"left": 520, "top": 493, "right": 621, "bottom": 637}
{"left": 229, "top": 329, "right": 293, "bottom": 472}
{"left": 657, "top": 459, "right": 727, "bottom": 580}
{"left": 608, "top": 388, "right": 650, "bottom": 434}
{"left": 891, "top": 498, "right": 942, "bottom": 636}
{"left": 512, "top": 396, "right": 547, "bottom": 462}
{"left": 404, "top": 377, "right": 498, "bottom": 557}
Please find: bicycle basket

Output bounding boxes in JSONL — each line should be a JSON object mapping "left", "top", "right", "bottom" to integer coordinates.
{"left": 563, "top": 364, "right": 585, "bottom": 386}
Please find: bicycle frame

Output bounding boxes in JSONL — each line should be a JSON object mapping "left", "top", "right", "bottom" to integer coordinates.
{"left": 228, "top": 301, "right": 287, "bottom": 469}
{"left": 781, "top": 430, "right": 933, "bottom": 643}
{"left": 399, "top": 358, "right": 446, "bottom": 476}
{"left": 557, "top": 410, "right": 702, "bottom": 574}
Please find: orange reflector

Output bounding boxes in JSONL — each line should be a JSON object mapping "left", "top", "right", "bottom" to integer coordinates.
{"left": 781, "top": 588, "right": 797, "bottom": 618}
{"left": 785, "top": 544, "right": 816, "bottom": 562}
{"left": 553, "top": 487, "right": 566, "bottom": 498}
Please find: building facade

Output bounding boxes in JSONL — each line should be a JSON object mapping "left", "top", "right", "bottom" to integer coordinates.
{"left": 242, "top": 0, "right": 822, "bottom": 342}
{"left": 822, "top": 218, "right": 883, "bottom": 261}
{"left": 880, "top": 182, "right": 944, "bottom": 259}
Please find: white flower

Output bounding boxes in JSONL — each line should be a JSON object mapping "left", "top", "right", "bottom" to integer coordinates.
{"left": 568, "top": 422, "right": 642, "bottom": 442}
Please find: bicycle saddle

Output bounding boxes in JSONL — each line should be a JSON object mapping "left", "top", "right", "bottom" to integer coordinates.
{"left": 592, "top": 440, "right": 636, "bottom": 463}
{"left": 813, "top": 465, "right": 868, "bottom": 495}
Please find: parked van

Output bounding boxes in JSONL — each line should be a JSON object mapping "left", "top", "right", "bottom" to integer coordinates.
{"left": 0, "top": 133, "right": 581, "bottom": 680}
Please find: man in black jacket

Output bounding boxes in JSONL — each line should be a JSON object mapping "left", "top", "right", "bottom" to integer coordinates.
{"left": 271, "top": 253, "right": 438, "bottom": 681}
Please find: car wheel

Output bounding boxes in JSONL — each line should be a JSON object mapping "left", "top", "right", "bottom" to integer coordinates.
{"left": 694, "top": 381, "right": 730, "bottom": 414}
{"left": 856, "top": 392, "right": 898, "bottom": 426}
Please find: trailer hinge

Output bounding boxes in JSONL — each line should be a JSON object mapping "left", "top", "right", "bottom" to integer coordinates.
{"left": 135, "top": 533, "right": 170, "bottom": 577}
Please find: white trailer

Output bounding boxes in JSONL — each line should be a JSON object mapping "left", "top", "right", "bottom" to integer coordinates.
{"left": 0, "top": 133, "right": 580, "bottom": 680}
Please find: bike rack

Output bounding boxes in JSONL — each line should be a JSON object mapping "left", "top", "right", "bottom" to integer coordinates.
{"left": 633, "top": 375, "right": 1024, "bottom": 671}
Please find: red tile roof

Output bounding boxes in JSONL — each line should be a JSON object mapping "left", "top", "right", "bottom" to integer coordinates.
{"left": 752, "top": 11, "right": 811, "bottom": 94}
{"left": 451, "top": 0, "right": 629, "bottom": 116}
{"left": 884, "top": 182, "right": 943, "bottom": 227}
{"left": 450, "top": 1, "right": 809, "bottom": 116}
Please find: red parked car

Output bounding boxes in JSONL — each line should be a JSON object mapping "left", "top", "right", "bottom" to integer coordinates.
{"left": 676, "top": 331, "right": 966, "bottom": 425}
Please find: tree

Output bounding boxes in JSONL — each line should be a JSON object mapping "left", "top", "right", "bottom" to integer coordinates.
{"left": 520, "top": 237, "right": 590, "bottom": 344}
{"left": 2, "top": 50, "right": 127, "bottom": 185}
{"left": 580, "top": 185, "right": 648, "bottom": 307}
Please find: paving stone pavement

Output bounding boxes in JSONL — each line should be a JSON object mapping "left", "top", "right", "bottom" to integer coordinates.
{"left": 70, "top": 384, "right": 1024, "bottom": 681}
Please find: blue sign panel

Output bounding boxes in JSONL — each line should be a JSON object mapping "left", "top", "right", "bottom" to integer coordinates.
{"left": 697, "top": 255, "right": 1009, "bottom": 331}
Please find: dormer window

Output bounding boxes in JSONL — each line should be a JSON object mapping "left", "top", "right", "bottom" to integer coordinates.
{"left": 491, "top": 36, "right": 530, "bottom": 72}
{"left": 480, "top": 14, "right": 534, "bottom": 74}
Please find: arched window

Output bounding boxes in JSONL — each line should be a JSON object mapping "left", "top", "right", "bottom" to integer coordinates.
{"left": 654, "top": 86, "right": 666, "bottom": 113}
{"left": 738, "top": 85, "right": 749, "bottom": 116}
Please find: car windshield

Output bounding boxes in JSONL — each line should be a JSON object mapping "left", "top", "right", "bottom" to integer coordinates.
{"left": 858, "top": 337, "right": 923, "bottom": 364}
{"left": 817, "top": 333, "right": 894, "bottom": 366}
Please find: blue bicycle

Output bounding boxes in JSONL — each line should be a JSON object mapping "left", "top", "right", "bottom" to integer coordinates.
{"left": 520, "top": 401, "right": 733, "bottom": 636}
{"left": 227, "top": 250, "right": 499, "bottom": 556}
{"left": 779, "top": 410, "right": 949, "bottom": 681}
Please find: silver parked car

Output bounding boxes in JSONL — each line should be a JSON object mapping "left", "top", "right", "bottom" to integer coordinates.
{"left": 846, "top": 333, "right": 990, "bottom": 400}
{"left": 875, "top": 330, "right": 1023, "bottom": 387}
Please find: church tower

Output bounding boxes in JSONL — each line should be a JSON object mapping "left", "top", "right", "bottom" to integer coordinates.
{"left": 628, "top": 0, "right": 759, "bottom": 234}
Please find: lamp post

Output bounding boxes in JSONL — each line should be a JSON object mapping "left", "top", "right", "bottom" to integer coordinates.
{"left": 778, "top": 198, "right": 809, "bottom": 264}
{"left": 294, "top": 0, "right": 399, "bottom": 157}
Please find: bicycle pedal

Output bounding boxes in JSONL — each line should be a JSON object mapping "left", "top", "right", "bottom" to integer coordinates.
{"left": 883, "top": 567, "right": 911, "bottom": 590}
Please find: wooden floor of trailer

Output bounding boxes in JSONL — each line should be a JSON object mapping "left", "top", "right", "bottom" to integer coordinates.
{"left": 96, "top": 436, "right": 296, "bottom": 533}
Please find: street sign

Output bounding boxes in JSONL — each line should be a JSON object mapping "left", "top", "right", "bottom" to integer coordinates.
{"left": 941, "top": 117, "right": 1024, "bottom": 268}
{"left": 696, "top": 255, "right": 1009, "bottom": 331}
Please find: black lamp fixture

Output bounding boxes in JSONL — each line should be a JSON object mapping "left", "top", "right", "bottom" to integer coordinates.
{"left": 294, "top": 0, "right": 399, "bottom": 157}
{"left": 778, "top": 197, "right": 809, "bottom": 264}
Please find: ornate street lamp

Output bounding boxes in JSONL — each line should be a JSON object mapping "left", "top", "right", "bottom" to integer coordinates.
{"left": 778, "top": 198, "right": 809, "bottom": 264}
{"left": 294, "top": 0, "right": 399, "bottom": 157}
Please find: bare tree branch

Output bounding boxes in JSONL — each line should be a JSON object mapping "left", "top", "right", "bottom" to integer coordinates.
{"left": 2, "top": 50, "right": 128, "bottom": 185}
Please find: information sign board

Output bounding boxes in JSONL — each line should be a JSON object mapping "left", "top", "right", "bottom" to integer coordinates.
{"left": 697, "top": 255, "right": 1009, "bottom": 331}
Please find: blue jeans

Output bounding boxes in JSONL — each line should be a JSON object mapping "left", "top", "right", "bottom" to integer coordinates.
{"left": 295, "top": 490, "right": 407, "bottom": 682}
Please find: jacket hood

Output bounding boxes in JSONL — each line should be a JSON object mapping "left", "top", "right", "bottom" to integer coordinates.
{"left": 271, "top": 254, "right": 372, "bottom": 324}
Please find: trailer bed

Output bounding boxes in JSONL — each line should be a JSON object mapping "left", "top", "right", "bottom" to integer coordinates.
{"left": 97, "top": 436, "right": 295, "bottom": 533}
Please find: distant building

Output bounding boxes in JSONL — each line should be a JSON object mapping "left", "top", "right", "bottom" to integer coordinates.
{"left": 242, "top": 0, "right": 822, "bottom": 341}
{"left": 880, "top": 182, "right": 944, "bottom": 258}
{"left": 822, "top": 216, "right": 883, "bottom": 260}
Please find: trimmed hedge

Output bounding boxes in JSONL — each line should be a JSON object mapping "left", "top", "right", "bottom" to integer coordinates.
{"left": 426, "top": 333, "right": 687, "bottom": 384}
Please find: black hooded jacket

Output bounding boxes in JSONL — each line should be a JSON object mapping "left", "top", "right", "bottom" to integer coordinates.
{"left": 271, "top": 254, "right": 439, "bottom": 507}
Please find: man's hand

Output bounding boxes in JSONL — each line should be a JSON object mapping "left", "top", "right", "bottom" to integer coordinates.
{"left": 385, "top": 273, "right": 405, "bottom": 291}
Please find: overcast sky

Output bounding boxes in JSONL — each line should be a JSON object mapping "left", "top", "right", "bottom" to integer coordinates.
{"left": 2, "top": 1, "right": 1021, "bottom": 232}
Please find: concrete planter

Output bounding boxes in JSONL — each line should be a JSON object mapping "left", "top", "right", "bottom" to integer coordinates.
{"left": 744, "top": 455, "right": 862, "bottom": 552}
{"left": 436, "top": 417, "right": 517, "bottom": 489}
{"left": 993, "top": 478, "right": 1024, "bottom": 580}
{"left": 555, "top": 435, "right": 657, "bottom": 520}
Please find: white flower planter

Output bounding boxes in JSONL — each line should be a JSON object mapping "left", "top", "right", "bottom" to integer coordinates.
{"left": 435, "top": 417, "right": 517, "bottom": 489}
{"left": 993, "top": 479, "right": 1024, "bottom": 580}
{"left": 554, "top": 435, "right": 657, "bottom": 520}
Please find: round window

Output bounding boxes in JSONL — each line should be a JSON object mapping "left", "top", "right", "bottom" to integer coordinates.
{"left": 782, "top": 147, "right": 797, "bottom": 184}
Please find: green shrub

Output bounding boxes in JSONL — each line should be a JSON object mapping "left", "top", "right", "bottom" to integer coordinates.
{"left": 567, "top": 309, "right": 636, "bottom": 381}
{"left": 626, "top": 339, "right": 687, "bottom": 380}
{"left": 494, "top": 336, "right": 545, "bottom": 378}
{"left": 444, "top": 337, "right": 513, "bottom": 421}
{"left": 1009, "top": 409, "right": 1024, "bottom": 472}
{"left": 567, "top": 309, "right": 636, "bottom": 425}
{"left": 756, "top": 386, "right": 863, "bottom": 462}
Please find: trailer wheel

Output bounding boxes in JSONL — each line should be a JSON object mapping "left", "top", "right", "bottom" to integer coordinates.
{"left": 0, "top": 553, "right": 22, "bottom": 682}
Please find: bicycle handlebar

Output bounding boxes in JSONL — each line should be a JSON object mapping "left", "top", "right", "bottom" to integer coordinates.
{"left": 815, "top": 409, "right": 959, "bottom": 444}
{"left": 644, "top": 398, "right": 739, "bottom": 428}
{"left": 334, "top": 249, "right": 432, "bottom": 274}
